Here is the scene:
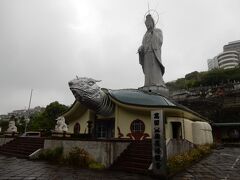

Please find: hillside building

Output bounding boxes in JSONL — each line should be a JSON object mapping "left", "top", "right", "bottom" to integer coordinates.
{"left": 208, "top": 40, "right": 240, "bottom": 70}
{"left": 207, "top": 56, "right": 219, "bottom": 70}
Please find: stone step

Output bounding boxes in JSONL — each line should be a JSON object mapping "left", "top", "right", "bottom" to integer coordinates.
{"left": 0, "top": 151, "right": 29, "bottom": 158}
{"left": 111, "top": 165, "right": 149, "bottom": 174}
{"left": 117, "top": 156, "right": 152, "bottom": 164}
{"left": 1, "top": 146, "right": 42, "bottom": 151}
{"left": 109, "top": 141, "right": 152, "bottom": 174}
{"left": 112, "top": 161, "right": 151, "bottom": 169}
{"left": 125, "top": 149, "right": 152, "bottom": 156}
{"left": 128, "top": 143, "right": 151, "bottom": 148}
{"left": 0, "top": 146, "right": 38, "bottom": 154}
{"left": 14, "top": 138, "right": 44, "bottom": 141}
{"left": 12, "top": 139, "right": 44, "bottom": 143}
{"left": 12, "top": 141, "right": 44, "bottom": 145}
{"left": 0, "top": 137, "right": 44, "bottom": 158}
{"left": 4, "top": 143, "right": 43, "bottom": 148}
{"left": 123, "top": 150, "right": 152, "bottom": 159}
{"left": 0, "top": 149, "right": 30, "bottom": 156}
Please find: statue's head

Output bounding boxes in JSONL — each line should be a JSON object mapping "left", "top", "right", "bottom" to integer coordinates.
{"left": 68, "top": 77, "right": 102, "bottom": 103}
{"left": 56, "top": 116, "right": 65, "bottom": 124}
{"left": 7, "top": 120, "right": 17, "bottom": 132}
{"left": 145, "top": 14, "right": 155, "bottom": 30}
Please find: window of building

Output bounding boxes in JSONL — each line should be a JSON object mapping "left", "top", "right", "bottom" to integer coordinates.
{"left": 130, "top": 119, "right": 145, "bottom": 133}
{"left": 96, "top": 124, "right": 107, "bottom": 138}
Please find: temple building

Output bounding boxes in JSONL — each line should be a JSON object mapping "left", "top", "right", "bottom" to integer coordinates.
{"left": 62, "top": 88, "right": 213, "bottom": 145}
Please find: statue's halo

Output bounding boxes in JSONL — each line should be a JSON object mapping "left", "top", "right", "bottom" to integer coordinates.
{"left": 144, "top": 9, "right": 159, "bottom": 25}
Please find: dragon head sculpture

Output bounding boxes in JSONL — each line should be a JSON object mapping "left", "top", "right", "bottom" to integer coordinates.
{"left": 68, "top": 77, "right": 115, "bottom": 116}
{"left": 69, "top": 77, "right": 102, "bottom": 103}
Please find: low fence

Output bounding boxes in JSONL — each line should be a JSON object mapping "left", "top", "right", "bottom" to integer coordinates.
{"left": 167, "top": 139, "right": 195, "bottom": 158}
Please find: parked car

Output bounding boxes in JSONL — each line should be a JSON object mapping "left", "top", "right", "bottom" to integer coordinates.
{"left": 21, "top": 131, "right": 41, "bottom": 137}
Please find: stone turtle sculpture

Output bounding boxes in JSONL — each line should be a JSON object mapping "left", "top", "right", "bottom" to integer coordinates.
{"left": 68, "top": 77, "right": 178, "bottom": 117}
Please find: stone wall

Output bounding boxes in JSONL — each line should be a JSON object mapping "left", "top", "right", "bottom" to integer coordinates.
{"left": 167, "top": 139, "right": 195, "bottom": 158}
{"left": 44, "top": 139, "right": 197, "bottom": 166}
{"left": 0, "top": 137, "right": 14, "bottom": 146}
{"left": 44, "top": 139, "right": 130, "bottom": 167}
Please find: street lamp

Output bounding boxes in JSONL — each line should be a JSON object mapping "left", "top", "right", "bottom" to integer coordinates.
{"left": 24, "top": 89, "right": 33, "bottom": 133}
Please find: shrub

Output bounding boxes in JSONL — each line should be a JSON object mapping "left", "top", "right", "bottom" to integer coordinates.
{"left": 88, "top": 161, "right": 105, "bottom": 170}
{"left": 65, "top": 147, "right": 93, "bottom": 167}
{"left": 37, "top": 146, "right": 105, "bottom": 169}
{"left": 167, "top": 144, "right": 213, "bottom": 174}
{"left": 38, "top": 147, "right": 63, "bottom": 163}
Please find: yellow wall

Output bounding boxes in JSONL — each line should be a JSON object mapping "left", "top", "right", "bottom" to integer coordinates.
{"left": 165, "top": 118, "right": 173, "bottom": 140}
{"left": 165, "top": 117, "right": 194, "bottom": 143}
{"left": 165, "top": 117, "right": 212, "bottom": 145}
{"left": 68, "top": 110, "right": 90, "bottom": 134}
{"left": 183, "top": 119, "right": 193, "bottom": 143}
{"left": 115, "top": 105, "right": 151, "bottom": 138}
{"left": 66, "top": 103, "right": 210, "bottom": 144}
{"left": 114, "top": 107, "right": 192, "bottom": 140}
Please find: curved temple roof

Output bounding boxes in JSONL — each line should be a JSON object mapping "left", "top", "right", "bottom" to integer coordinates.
{"left": 108, "top": 89, "right": 176, "bottom": 107}
{"left": 107, "top": 89, "right": 207, "bottom": 121}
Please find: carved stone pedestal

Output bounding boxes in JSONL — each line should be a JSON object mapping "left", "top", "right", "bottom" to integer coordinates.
{"left": 51, "top": 131, "right": 71, "bottom": 137}
{"left": 4, "top": 131, "right": 19, "bottom": 137}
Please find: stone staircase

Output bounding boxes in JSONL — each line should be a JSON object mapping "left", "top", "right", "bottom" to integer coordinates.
{"left": 0, "top": 137, "right": 44, "bottom": 158}
{"left": 110, "top": 140, "right": 152, "bottom": 174}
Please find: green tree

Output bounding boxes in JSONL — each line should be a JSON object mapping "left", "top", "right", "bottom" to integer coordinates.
{"left": 16, "top": 116, "right": 26, "bottom": 133}
{"left": 167, "top": 67, "right": 240, "bottom": 90}
{"left": 28, "top": 101, "right": 68, "bottom": 131}
{"left": 0, "top": 120, "right": 9, "bottom": 133}
{"left": 185, "top": 71, "right": 200, "bottom": 81}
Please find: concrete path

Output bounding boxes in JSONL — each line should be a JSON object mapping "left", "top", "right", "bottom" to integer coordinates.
{"left": 0, "top": 155, "right": 156, "bottom": 180}
{"left": 172, "top": 147, "right": 240, "bottom": 180}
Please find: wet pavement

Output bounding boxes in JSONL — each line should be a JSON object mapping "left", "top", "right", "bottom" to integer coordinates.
{"left": 172, "top": 147, "right": 240, "bottom": 180}
{"left": 0, "top": 155, "right": 155, "bottom": 180}
{"left": 1, "top": 147, "right": 240, "bottom": 180}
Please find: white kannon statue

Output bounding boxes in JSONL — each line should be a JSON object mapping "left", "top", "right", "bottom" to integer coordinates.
{"left": 138, "top": 14, "right": 165, "bottom": 87}
{"left": 55, "top": 116, "right": 68, "bottom": 133}
{"left": 7, "top": 120, "right": 18, "bottom": 133}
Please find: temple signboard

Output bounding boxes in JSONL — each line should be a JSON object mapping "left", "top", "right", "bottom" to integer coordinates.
{"left": 151, "top": 110, "right": 167, "bottom": 176}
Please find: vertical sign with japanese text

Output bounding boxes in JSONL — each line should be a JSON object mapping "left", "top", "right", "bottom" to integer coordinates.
{"left": 151, "top": 110, "right": 167, "bottom": 176}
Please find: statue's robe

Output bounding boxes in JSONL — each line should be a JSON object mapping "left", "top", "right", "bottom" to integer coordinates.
{"left": 139, "top": 28, "right": 165, "bottom": 86}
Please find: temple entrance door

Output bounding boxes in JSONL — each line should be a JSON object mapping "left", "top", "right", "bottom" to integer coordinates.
{"left": 74, "top": 123, "right": 80, "bottom": 135}
{"left": 95, "top": 119, "right": 114, "bottom": 139}
{"left": 171, "top": 122, "right": 182, "bottom": 139}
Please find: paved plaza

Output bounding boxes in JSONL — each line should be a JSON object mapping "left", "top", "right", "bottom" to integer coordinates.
{"left": 0, "top": 147, "right": 240, "bottom": 180}
{"left": 0, "top": 156, "right": 155, "bottom": 180}
{"left": 172, "top": 147, "right": 240, "bottom": 180}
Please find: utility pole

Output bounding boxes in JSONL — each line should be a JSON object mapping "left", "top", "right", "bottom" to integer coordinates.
{"left": 24, "top": 89, "right": 33, "bottom": 133}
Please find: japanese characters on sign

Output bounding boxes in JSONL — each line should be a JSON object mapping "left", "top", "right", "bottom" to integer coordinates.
{"left": 151, "top": 110, "right": 164, "bottom": 171}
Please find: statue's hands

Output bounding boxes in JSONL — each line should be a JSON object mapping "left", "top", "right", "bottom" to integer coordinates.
{"left": 138, "top": 45, "right": 144, "bottom": 53}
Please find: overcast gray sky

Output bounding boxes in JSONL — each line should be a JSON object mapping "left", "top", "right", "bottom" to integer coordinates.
{"left": 0, "top": 0, "right": 240, "bottom": 114}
